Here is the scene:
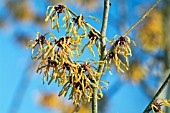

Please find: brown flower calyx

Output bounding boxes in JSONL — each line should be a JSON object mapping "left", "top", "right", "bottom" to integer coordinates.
{"left": 88, "top": 31, "right": 98, "bottom": 41}
{"left": 35, "top": 35, "right": 46, "bottom": 45}
{"left": 54, "top": 5, "right": 65, "bottom": 18}
{"left": 48, "top": 57, "right": 57, "bottom": 67}
{"left": 114, "top": 36, "right": 127, "bottom": 47}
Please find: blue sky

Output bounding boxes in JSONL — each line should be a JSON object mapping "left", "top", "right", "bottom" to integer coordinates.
{"left": 0, "top": 0, "right": 161, "bottom": 113}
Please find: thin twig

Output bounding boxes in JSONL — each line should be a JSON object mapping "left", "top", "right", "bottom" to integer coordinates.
{"left": 107, "top": 0, "right": 161, "bottom": 55}
{"left": 123, "top": 0, "right": 161, "bottom": 37}
{"left": 97, "top": 0, "right": 110, "bottom": 81}
{"left": 143, "top": 74, "right": 170, "bottom": 113}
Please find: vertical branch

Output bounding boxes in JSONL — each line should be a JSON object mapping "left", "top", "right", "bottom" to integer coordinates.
{"left": 98, "top": 0, "right": 110, "bottom": 80}
{"left": 92, "top": 0, "right": 110, "bottom": 113}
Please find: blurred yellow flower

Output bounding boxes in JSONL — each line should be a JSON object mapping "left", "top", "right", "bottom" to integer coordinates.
{"left": 126, "top": 61, "right": 146, "bottom": 83}
{"left": 69, "top": 0, "right": 101, "bottom": 11}
{"left": 138, "top": 9, "right": 164, "bottom": 53}
{"left": 39, "top": 92, "right": 91, "bottom": 113}
{"left": 6, "top": 0, "right": 35, "bottom": 21}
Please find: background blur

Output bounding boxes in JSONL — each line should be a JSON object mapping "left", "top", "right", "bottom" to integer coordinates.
{"left": 0, "top": 0, "right": 170, "bottom": 113}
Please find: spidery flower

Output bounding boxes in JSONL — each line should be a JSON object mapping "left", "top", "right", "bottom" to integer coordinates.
{"left": 54, "top": 36, "right": 80, "bottom": 58}
{"left": 37, "top": 57, "right": 59, "bottom": 84}
{"left": 106, "top": 35, "right": 136, "bottom": 73}
{"left": 65, "top": 14, "right": 100, "bottom": 45}
{"left": 81, "top": 31, "right": 100, "bottom": 56}
{"left": 151, "top": 98, "right": 170, "bottom": 113}
{"left": 70, "top": 15, "right": 99, "bottom": 34}
{"left": 26, "top": 32, "right": 51, "bottom": 60}
{"left": 45, "top": 4, "right": 71, "bottom": 32}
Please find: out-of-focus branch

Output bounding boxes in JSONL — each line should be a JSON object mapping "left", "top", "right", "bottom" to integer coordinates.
{"left": 7, "top": 60, "right": 36, "bottom": 113}
{"left": 162, "top": 0, "right": 170, "bottom": 113}
{"left": 123, "top": 0, "right": 161, "bottom": 37}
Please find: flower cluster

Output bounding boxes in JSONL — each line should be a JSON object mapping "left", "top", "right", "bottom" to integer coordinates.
{"left": 106, "top": 35, "right": 136, "bottom": 73}
{"left": 45, "top": 4, "right": 100, "bottom": 56}
{"left": 27, "top": 3, "right": 137, "bottom": 106}
{"left": 27, "top": 31, "right": 105, "bottom": 104}
{"left": 151, "top": 98, "right": 170, "bottom": 113}
{"left": 27, "top": 4, "right": 105, "bottom": 105}
{"left": 57, "top": 60, "right": 104, "bottom": 104}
